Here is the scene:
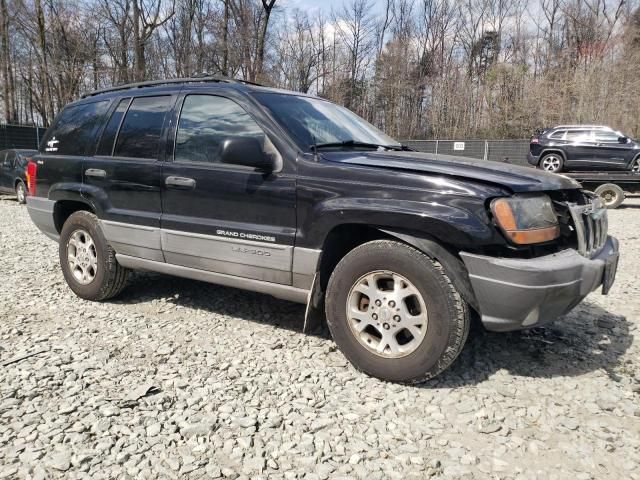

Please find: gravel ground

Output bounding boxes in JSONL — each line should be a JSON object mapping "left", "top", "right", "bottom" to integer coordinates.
{"left": 0, "top": 195, "right": 638, "bottom": 480}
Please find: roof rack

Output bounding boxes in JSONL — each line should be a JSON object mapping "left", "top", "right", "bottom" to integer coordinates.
{"left": 81, "top": 76, "right": 262, "bottom": 98}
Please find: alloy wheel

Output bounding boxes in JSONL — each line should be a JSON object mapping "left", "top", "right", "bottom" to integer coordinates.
{"left": 346, "top": 270, "right": 428, "bottom": 358}
{"left": 542, "top": 155, "right": 561, "bottom": 172}
{"left": 67, "top": 229, "right": 98, "bottom": 285}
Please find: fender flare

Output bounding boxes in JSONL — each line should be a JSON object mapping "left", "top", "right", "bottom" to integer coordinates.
{"left": 379, "top": 228, "right": 480, "bottom": 312}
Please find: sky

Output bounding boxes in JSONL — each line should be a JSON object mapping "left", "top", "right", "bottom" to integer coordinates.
{"left": 283, "top": 0, "right": 384, "bottom": 15}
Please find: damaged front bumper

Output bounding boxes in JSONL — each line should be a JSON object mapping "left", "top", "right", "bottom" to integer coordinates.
{"left": 460, "top": 236, "right": 619, "bottom": 332}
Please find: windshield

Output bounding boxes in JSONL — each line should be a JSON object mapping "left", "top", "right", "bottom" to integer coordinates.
{"left": 254, "top": 93, "right": 401, "bottom": 151}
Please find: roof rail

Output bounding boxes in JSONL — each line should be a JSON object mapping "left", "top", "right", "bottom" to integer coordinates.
{"left": 553, "top": 124, "right": 612, "bottom": 130}
{"left": 81, "top": 76, "right": 262, "bottom": 98}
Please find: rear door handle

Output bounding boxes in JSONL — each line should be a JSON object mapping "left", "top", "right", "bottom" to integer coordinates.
{"left": 85, "top": 168, "right": 106, "bottom": 178}
{"left": 165, "top": 176, "right": 196, "bottom": 190}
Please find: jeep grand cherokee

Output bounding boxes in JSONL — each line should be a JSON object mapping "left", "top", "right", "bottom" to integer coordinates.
{"left": 25, "top": 77, "right": 619, "bottom": 382}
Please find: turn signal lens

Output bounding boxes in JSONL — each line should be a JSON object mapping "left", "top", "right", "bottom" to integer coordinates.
{"left": 491, "top": 195, "right": 560, "bottom": 245}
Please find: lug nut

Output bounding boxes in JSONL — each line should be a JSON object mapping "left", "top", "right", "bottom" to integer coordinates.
{"left": 393, "top": 315, "right": 401, "bottom": 321}
{"left": 375, "top": 300, "right": 382, "bottom": 306}
{"left": 389, "top": 300, "right": 396, "bottom": 307}
{"left": 383, "top": 323, "right": 390, "bottom": 330}
{"left": 372, "top": 313, "right": 378, "bottom": 320}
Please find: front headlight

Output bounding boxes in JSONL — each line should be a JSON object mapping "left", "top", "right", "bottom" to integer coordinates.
{"left": 491, "top": 194, "right": 560, "bottom": 245}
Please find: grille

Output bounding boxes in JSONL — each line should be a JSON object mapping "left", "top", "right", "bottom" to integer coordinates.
{"left": 567, "top": 193, "right": 608, "bottom": 257}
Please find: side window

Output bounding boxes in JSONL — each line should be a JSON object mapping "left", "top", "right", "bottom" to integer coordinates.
{"left": 550, "top": 130, "right": 566, "bottom": 139}
{"left": 175, "top": 95, "right": 266, "bottom": 164}
{"left": 5, "top": 151, "right": 16, "bottom": 168}
{"left": 565, "top": 130, "right": 591, "bottom": 142}
{"left": 41, "top": 100, "right": 110, "bottom": 155}
{"left": 1, "top": 151, "right": 9, "bottom": 167}
{"left": 113, "top": 96, "right": 172, "bottom": 159}
{"left": 594, "top": 131, "right": 619, "bottom": 143}
{"left": 96, "top": 98, "right": 130, "bottom": 156}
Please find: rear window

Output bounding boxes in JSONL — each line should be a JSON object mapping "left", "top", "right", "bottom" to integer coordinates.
{"left": 41, "top": 100, "right": 110, "bottom": 155}
{"left": 113, "top": 96, "right": 172, "bottom": 159}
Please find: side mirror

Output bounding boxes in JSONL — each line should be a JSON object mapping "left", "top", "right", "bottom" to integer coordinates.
{"left": 618, "top": 136, "right": 629, "bottom": 144}
{"left": 220, "top": 137, "right": 275, "bottom": 172}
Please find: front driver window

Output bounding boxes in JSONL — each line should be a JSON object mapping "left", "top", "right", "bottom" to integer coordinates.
{"left": 175, "top": 94, "right": 278, "bottom": 165}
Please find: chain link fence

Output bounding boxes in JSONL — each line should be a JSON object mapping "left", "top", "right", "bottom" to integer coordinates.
{"left": 402, "top": 139, "right": 531, "bottom": 167}
{"left": 0, "top": 124, "right": 47, "bottom": 150}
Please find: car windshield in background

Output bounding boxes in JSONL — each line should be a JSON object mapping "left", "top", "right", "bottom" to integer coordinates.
{"left": 254, "top": 93, "right": 401, "bottom": 151}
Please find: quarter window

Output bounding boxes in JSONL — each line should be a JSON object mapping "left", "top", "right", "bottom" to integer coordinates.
{"left": 97, "top": 98, "right": 130, "bottom": 156}
{"left": 175, "top": 95, "right": 267, "bottom": 164}
{"left": 113, "top": 96, "right": 172, "bottom": 159}
{"left": 549, "top": 130, "right": 566, "bottom": 139}
{"left": 41, "top": 100, "right": 110, "bottom": 155}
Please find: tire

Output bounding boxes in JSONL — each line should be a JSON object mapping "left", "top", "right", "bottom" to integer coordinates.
{"left": 539, "top": 153, "right": 564, "bottom": 173}
{"left": 325, "top": 240, "right": 470, "bottom": 383}
{"left": 15, "top": 181, "right": 26, "bottom": 204}
{"left": 631, "top": 157, "right": 640, "bottom": 173}
{"left": 594, "top": 183, "right": 625, "bottom": 209}
{"left": 59, "top": 211, "right": 129, "bottom": 301}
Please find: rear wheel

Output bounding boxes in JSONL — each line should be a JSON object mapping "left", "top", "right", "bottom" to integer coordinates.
{"left": 325, "top": 240, "right": 470, "bottom": 383}
{"left": 594, "top": 183, "right": 625, "bottom": 209}
{"left": 15, "top": 181, "right": 26, "bottom": 204}
{"left": 539, "top": 153, "right": 564, "bottom": 173}
{"left": 59, "top": 211, "right": 129, "bottom": 300}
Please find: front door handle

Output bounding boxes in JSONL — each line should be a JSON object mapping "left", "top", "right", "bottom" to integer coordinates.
{"left": 165, "top": 176, "right": 196, "bottom": 190}
{"left": 85, "top": 168, "right": 107, "bottom": 178}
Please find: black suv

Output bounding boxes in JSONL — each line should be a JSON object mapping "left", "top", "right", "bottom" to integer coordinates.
{"left": 0, "top": 149, "right": 37, "bottom": 204}
{"left": 528, "top": 125, "right": 640, "bottom": 173}
{"left": 25, "top": 77, "right": 619, "bottom": 382}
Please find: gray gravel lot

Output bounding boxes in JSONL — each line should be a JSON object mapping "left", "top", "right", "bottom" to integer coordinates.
{"left": 0, "top": 195, "right": 639, "bottom": 480}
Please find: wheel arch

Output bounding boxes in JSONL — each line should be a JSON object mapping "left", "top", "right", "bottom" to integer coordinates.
{"left": 313, "top": 223, "right": 479, "bottom": 313}
{"left": 539, "top": 149, "right": 566, "bottom": 164}
{"left": 53, "top": 198, "right": 96, "bottom": 233}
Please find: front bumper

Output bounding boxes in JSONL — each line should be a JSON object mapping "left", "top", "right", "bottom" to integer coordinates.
{"left": 460, "top": 236, "right": 619, "bottom": 332}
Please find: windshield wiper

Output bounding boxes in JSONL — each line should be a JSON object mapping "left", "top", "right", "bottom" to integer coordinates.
{"left": 310, "top": 140, "right": 403, "bottom": 151}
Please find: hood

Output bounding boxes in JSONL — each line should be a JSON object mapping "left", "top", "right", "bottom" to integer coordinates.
{"left": 322, "top": 150, "right": 581, "bottom": 193}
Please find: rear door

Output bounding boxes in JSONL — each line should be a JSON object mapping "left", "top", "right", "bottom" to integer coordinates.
{"left": 83, "top": 94, "right": 176, "bottom": 262}
{"left": 0, "top": 151, "right": 11, "bottom": 192}
{"left": 590, "top": 130, "right": 634, "bottom": 170}
{"left": 160, "top": 91, "right": 297, "bottom": 284}
{"left": 563, "top": 129, "right": 594, "bottom": 169}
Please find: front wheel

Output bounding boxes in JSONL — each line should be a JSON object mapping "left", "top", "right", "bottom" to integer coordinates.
{"left": 539, "top": 153, "right": 564, "bottom": 173}
{"left": 325, "top": 240, "right": 470, "bottom": 383}
{"left": 15, "top": 181, "right": 26, "bottom": 204}
{"left": 631, "top": 157, "right": 640, "bottom": 173}
{"left": 59, "top": 211, "right": 129, "bottom": 301}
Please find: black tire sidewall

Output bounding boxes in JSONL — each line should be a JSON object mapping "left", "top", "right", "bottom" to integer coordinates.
{"left": 326, "top": 241, "right": 464, "bottom": 383}
{"left": 59, "top": 212, "right": 112, "bottom": 300}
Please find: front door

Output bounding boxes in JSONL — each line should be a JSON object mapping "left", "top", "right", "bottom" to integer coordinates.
{"left": 83, "top": 94, "right": 176, "bottom": 262}
{"left": 160, "top": 92, "right": 296, "bottom": 285}
{"left": 590, "top": 130, "right": 635, "bottom": 170}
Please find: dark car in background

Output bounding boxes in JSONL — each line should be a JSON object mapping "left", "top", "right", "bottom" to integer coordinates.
{"left": 0, "top": 149, "right": 38, "bottom": 204}
{"left": 528, "top": 125, "right": 640, "bottom": 173}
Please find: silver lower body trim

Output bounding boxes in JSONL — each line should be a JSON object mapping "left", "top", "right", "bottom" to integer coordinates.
{"left": 101, "top": 220, "right": 164, "bottom": 262}
{"left": 115, "top": 254, "right": 309, "bottom": 304}
{"left": 26, "top": 197, "right": 59, "bottom": 241}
